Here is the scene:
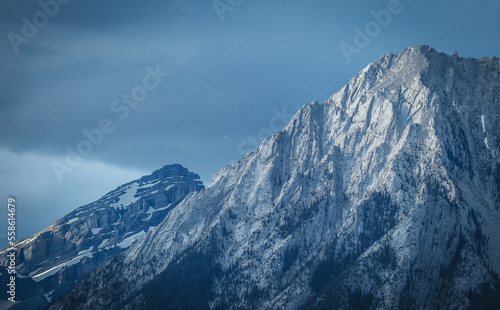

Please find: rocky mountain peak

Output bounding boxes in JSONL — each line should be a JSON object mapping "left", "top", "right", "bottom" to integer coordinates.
{"left": 0, "top": 164, "right": 204, "bottom": 310}
{"left": 44, "top": 46, "right": 500, "bottom": 310}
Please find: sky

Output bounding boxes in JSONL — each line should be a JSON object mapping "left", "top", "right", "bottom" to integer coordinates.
{"left": 0, "top": 0, "right": 499, "bottom": 248}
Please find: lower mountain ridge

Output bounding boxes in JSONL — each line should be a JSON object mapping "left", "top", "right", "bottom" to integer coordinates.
{"left": 49, "top": 45, "right": 500, "bottom": 309}
{"left": 0, "top": 164, "right": 204, "bottom": 310}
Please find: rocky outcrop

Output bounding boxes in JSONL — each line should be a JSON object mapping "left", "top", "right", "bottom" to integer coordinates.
{"left": 0, "top": 164, "right": 204, "bottom": 310}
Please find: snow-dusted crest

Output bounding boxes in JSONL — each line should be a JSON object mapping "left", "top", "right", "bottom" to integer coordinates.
{"left": 50, "top": 46, "right": 500, "bottom": 309}
{"left": 0, "top": 164, "right": 203, "bottom": 309}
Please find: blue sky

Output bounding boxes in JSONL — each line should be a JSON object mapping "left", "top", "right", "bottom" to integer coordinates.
{"left": 0, "top": 0, "right": 499, "bottom": 247}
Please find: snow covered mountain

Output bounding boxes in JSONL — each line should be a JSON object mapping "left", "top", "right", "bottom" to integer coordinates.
{"left": 0, "top": 164, "right": 204, "bottom": 310}
{"left": 50, "top": 45, "right": 500, "bottom": 309}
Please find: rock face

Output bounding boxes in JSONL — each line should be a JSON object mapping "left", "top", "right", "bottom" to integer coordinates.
{"left": 51, "top": 45, "right": 500, "bottom": 310}
{"left": 0, "top": 164, "right": 204, "bottom": 310}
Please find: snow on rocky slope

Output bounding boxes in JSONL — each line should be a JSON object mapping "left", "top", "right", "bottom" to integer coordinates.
{"left": 49, "top": 45, "right": 500, "bottom": 309}
{"left": 0, "top": 164, "right": 203, "bottom": 310}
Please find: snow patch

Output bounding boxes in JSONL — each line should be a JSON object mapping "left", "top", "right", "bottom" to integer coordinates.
{"left": 98, "top": 239, "right": 109, "bottom": 249}
{"left": 91, "top": 228, "right": 102, "bottom": 235}
{"left": 66, "top": 217, "right": 79, "bottom": 224}
{"left": 139, "top": 179, "right": 161, "bottom": 189}
{"left": 143, "top": 204, "right": 172, "bottom": 221}
{"left": 111, "top": 214, "right": 122, "bottom": 226}
{"left": 29, "top": 268, "right": 43, "bottom": 277}
{"left": 16, "top": 237, "right": 35, "bottom": 245}
{"left": 78, "top": 246, "right": 94, "bottom": 255}
{"left": 110, "top": 183, "right": 140, "bottom": 209}
{"left": 142, "top": 206, "right": 155, "bottom": 221}
{"left": 42, "top": 289, "right": 54, "bottom": 303}
{"left": 115, "top": 231, "right": 146, "bottom": 249}
{"left": 32, "top": 252, "right": 94, "bottom": 282}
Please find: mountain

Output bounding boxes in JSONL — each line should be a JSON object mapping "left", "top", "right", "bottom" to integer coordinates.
{"left": 0, "top": 164, "right": 204, "bottom": 310}
{"left": 49, "top": 45, "right": 500, "bottom": 309}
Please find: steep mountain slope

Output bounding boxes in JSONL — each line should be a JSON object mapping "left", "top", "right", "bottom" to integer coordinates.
{"left": 49, "top": 45, "right": 500, "bottom": 310}
{"left": 0, "top": 164, "right": 203, "bottom": 310}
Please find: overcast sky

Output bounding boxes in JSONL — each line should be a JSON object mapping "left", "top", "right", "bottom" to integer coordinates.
{"left": 0, "top": 0, "right": 499, "bottom": 248}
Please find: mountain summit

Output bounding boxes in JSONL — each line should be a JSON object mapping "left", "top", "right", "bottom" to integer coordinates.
{"left": 51, "top": 45, "right": 500, "bottom": 309}
{"left": 0, "top": 164, "right": 204, "bottom": 310}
